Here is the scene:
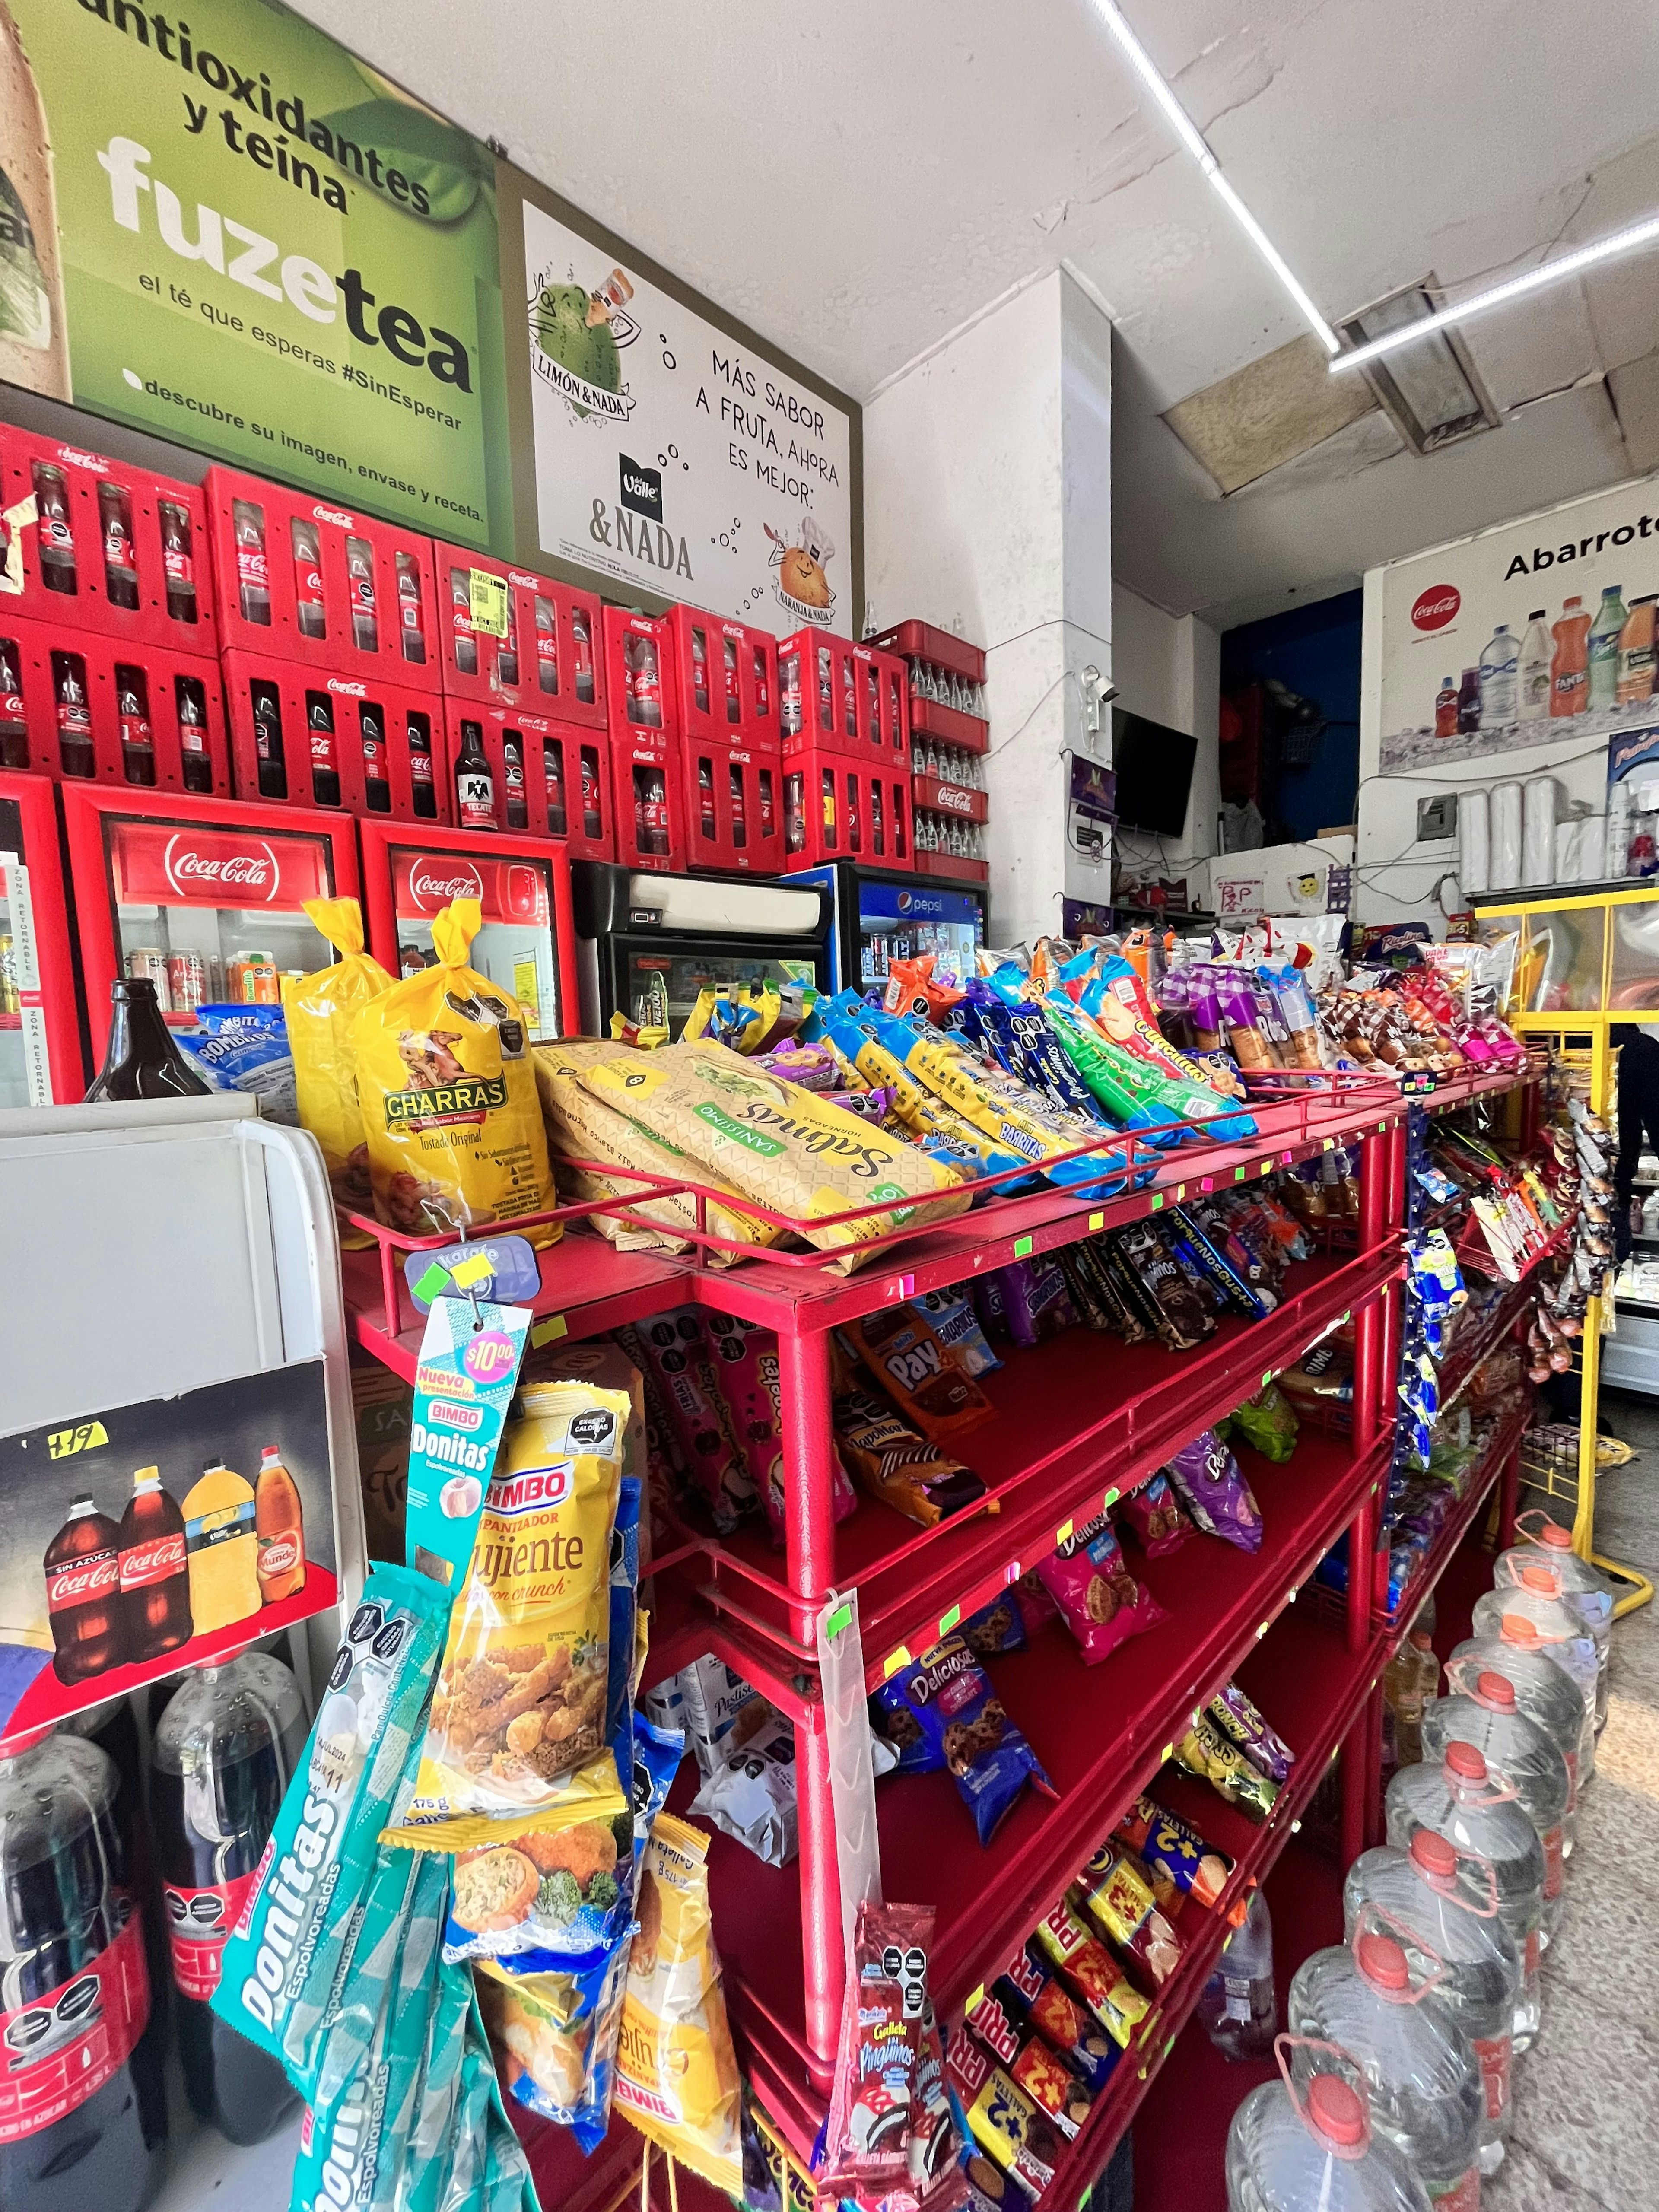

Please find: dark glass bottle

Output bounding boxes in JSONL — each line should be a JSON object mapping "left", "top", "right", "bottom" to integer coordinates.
{"left": 85, "top": 979, "right": 210, "bottom": 1101}
{"left": 250, "top": 679, "right": 286, "bottom": 801}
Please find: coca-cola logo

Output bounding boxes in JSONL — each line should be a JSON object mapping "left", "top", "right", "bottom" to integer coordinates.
{"left": 56, "top": 444, "right": 109, "bottom": 475}
{"left": 312, "top": 503, "right": 356, "bottom": 529}
{"left": 47, "top": 1553, "right": 119, "bottom": 1609}
{"left": 326, "top": 677, "right": 368, "bottom": 697}
{"left": 934, "top": 783, "right": 973, "bottom": 813}
{"left": 407, "top": 859, "right": 484, "bottom": 912}
{"left": 507, "top": 569, "right": 540, "bottom": 590}
{"left": 163, "top": 835, "right": 280, "bottom": 903}
{"left": 1411, "top": 584, "right": 1461, "bottom": 632}
{"left": 120, "top": 1535, "right": 185, "bottom": 1589}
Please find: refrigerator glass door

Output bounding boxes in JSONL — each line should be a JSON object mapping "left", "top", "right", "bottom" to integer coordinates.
{"left": 388, "top": 845, "right": 562, "bottom": 1040}
{"left": 103, "top": 811, "right": 337, "bottom": 1017}
{"left": 621, "top": 942, "right": 821, "bottom": 1039}
{"left": 857, "top": 879, "right": 985, "bottom": 989}
{"left": 0, "top": 798, "right": 43, "bottom": 1106}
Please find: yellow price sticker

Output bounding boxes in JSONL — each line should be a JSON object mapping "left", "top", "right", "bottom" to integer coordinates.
{"left": 450, "top": 1252, "right": 494, "bottom": 1290}
{"left": 530, "top": 1313, "right": 568, "bottom": 1347}
{"left": 47, "top": 1419, "right": 109, "bottom": 1459}
{"left": 469, "top": 567, "right": 510, "bottom": 639}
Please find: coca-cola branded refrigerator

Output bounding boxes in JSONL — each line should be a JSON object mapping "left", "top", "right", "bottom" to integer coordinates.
{"left": 359, "top": 820, "right": 578, "bottom": 1045}
{"left": 60, "top": 786, "right": 361, "bottom": 1058}
{"left": 0, "top": 771, "right": 84, "bottom": 1103}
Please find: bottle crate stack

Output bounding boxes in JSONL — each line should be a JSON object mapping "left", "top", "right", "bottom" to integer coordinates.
{"left": 872, "top": 617, "right": 991, "bottom": 883}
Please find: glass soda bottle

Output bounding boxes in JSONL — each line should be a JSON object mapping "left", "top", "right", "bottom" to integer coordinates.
{"left": 1419, "top": 1671, "right": 1570, "bottom": 1938}
{"left": 697, "top": 756, "right": 715, "bottom": 840}
{"left": 724, "top": 635, "right": 741, "bottom": 724}
{"left": 159, "top": 499, "right": 197, "bottom": 624}
{"left": 729, "top": 760, "right": 747, "bottom": 849}
{"left": 407, "top": 711, "right": 437, "bottom": 819}
{"left": 502, "top": 731, "right": 528, "bottom": 830}
{"left": 250, "top": 678, "right": 287, "bottom": 801}
{"left": 758, "top": 766, "right": 775, "bottom": 844}
{"left": 345, "top": 537, "right": 378, "bottom": 653}
{"left": 1496, "top": 1521, "right": 1614, "bottom": 1729}
{"left": 0, "top": 1734, "right": 165, "bottom": 2212}
{"left": 534, "top": 595, "right": 558, "bottom": 694}
{"left": 544, "top": 734, "right": 567, "bottom": 836}
{"left": 628, "top": 632, "right": 664, "bottom": 727}
{"left": 1446, "top": 1620, "right": 1591, "bottom": 1846}
{"left": 635, "top": 761, "right": 669, "bottom": 856}
{"left": 290, "top": 518, "right": 325, "bottom": 639}
{"left": 150, "top": 1653, "right": 308, "bottom": 2145}
{"left": 572, "top": 607, "right": 595, "bottom": 702}
{"left": 99, "top": 483, "right": 139, "bottom": 611}
{"left": 449, "top": 566, "right": 476, "bottom": 675}
{"left": 1344, "top": 1833, "right": 1520, "bottom": 2173}
{"left": 395, "top": 550, "right": 426, "bottom": 665}
{"left": 0, "top": 635, "right": 27, "bottom": 768}
{"left": 116, "top": 666, "right": 154, "bottom": 786}
{"left": 753, "top": 643, "right": 770, "bottom": 719}
{"left": 32, "top": 461, "right": 77, "bottom": 594}
{"left": 1386, "top": 1743, "right": 1545, "bottom": 2050}
{"left": 305, "top": 691, "right": 340, "bottom": 807}
{"left": 86, "top": 979, "right": 210, "bottom": 1102}
{"left": 175, "top": 674, "right": 213, "bottom": 794}
{"left": 1197, "top": 1881, "right": 1275, "bottom": 2059}
{"left": 690, "top": 625, "right": 709, "bottom": 714}
{"left": 232, "top": 499, "right": 270, "bottom": 624}
{"left": 780, "top": 650, "right": 802, "bottom": 737}
{"left": 359, "top": 702, "right": 391, "bottom": 814}
{"left": 1225, "top": 2062, "right": 1427, "bottom": 2212}
{"left": 496, "top": 598, "right": 519, "bottom": 690}
{"left": 580, "top": 744, "right": 602, "bottom": 840}
{"left": 1288, "top": 1929, "right": 1483, "bottom": 2207}
{"left": 52, "top": 648, "right": 93, "bottom": 777}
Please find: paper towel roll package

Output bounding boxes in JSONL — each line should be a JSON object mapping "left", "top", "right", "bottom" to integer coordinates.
{"left": 1491, "top": 781, "right": 1524, "bottom": 889}
{"left": 1554, "top": 819, "right": 1579, "bottom": 882}
{"left": 1523, "top": 776, "right": 1558, "bottom": 887}
{"left": 1577, "top": 817, "right": 1608, "bottom": 882}
{"left": 1458, "top": 787, "right": 1491, "bottom": 896}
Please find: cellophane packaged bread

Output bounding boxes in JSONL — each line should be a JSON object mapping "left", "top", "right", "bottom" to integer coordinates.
{"left": 283, "top": 896, "right": 394, "bottom": 1246}
{"left": 400, "top": 1376, "right": 630, "bottom": 1835}
{"left": 354, "top": 896, "right": 556, "bottom": 1245}
{"left": 624, "top": 1306, "right": 757, "bottom": 1534}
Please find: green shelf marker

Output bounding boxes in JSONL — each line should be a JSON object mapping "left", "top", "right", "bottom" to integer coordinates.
{"left": 939, "top": 1604, "right": 961, "bottom": 1635}
{"left": 1150, "top": 1192, "right": 1164, "bottom": 1211}
{"left": 1103, "top": 1487, "right": 1120, "bottom": 1508}
{"left": 1163, "top": 2032, "right": 1176, "bottom": 2059}
{"left": 1234, "top": 1165, "right": 1246, "bottom": 1181}
{"left": 824, "top": 1603, "right": 852, "bottom": 1640}
{"left": 413, "top": 1262, "right": 451, "bottom": 1303}
{"left": 1013, "top": 1235, "right": 1034, "bottom": 1258}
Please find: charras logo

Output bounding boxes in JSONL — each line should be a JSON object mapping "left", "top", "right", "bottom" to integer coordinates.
{"left": 162, "top": 835, "right": 280, "bottom": 902}
{"left": 1411, "top": 584, "right": 1461, "bottom": 632}
{"left": 487, "top": 1462, "right": 574, "bottom": 1516}
{"left": 385, "top": 1074, "right": 507, "bottom": 1128}
{"left": 326, "top": 677, "right": 368, "bottom": 697}
{"left": 408, "top": 860, "right": 484, "bottom": 911}
{"left": 313, "top": 504, "right": 355, "bottom": 529}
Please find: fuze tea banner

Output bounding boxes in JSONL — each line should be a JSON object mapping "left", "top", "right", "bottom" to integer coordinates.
{"left": 1, "top": 0, "right": 506, "bottom": 547}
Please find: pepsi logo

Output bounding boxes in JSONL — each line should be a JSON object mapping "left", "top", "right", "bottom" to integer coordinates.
{"left": 1411, "top": 585, "right": 1461, "bottom": 632}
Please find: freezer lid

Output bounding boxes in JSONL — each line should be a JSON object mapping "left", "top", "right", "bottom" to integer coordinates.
{"left": 108, "top": 815, "right": 331, "bottom": 911}
{"left": 623, "top": 871, "right": 826, "bottom": 938}
{"left": 390, "top": 846, "right": 551, "bottom": 928}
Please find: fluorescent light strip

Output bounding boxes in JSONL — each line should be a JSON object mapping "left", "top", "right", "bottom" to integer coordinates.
{"left": 1086, "top": 0, "right": 1340, "bottom": 356}
{"left": 1331, "top": 213, "right": 1659, "bottom": 372}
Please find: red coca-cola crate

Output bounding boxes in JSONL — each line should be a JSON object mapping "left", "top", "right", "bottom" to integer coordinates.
{"left": 0, "top": 425, "right": 217, "bottom": 651}
{"left": 601, "top": 607, "right": 680, "bottom": 747}
{"left": 441, "top": 702, "right": 613, "bottom": 861}
{"left": 203, "top": 467, "right": 442, "bottom": 690}
{"left": 914, "top": 847, "right": 989, "bottom": 884}
{"left": 911, "top": 693, "right": 989, "bottom": 754}
{"left": 680, "top": 734, "right": 785, "bottom": 875}
{"left": 778, "top": 629, "right": 908, "bottom": 762}
{"left": 611, "top": 728, "right": 684, "bottom": 875}
{"left": 912, "top": 770, "right": 988, "bottom": 825}
{"left": 1, "top": 613, "right": 229, "bottom": 796}
{"left": 222, "top": 651, "right": 449, "bottom": 824}
{"left": 868, "top": 617, "right": 987, "bottom": 687}
{"left": 665, "top": 604, "right": 780, "bottom": 750}
{"left": 781, "top": 748, "right": 912, "bottom": 872}
{"left": 432, "top": 542, "right": 606, "bottom": 726}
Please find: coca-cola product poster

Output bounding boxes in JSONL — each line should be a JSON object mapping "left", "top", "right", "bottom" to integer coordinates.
{"left": 512, "top": 189, "right": 858, "bottom": 636}
{"left": 0, "top": 1358, "right": 333, "bottom": 1743}
{"left": 1368, "top": 470, "right": 1659, "bottom": 775}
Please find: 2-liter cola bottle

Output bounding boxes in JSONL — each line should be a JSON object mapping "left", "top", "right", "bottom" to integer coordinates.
{"left": 150, "top": 1653, "right": 307, "bottom": 2144}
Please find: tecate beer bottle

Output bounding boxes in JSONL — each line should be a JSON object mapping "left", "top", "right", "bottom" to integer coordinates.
{"left": 728, "top": 760, "right": 747, "bottom": 849}
{"left": 45, "top": 1493, "right": 126, "bottom": 1681}
{"left": 249, "top": 678, "right": 286, "bottom": 801}
{"left": 449, "top": 566, "right": 477, "bottom": 675}
{"left": 0, "top": 636, "right": 26, "bottom": 769}
{"left": 502, "top": 732, "right": 528, "bottom": 830}
{"left": 346, "top": 536, "right": 378, "bottom": 654}
{"left": 359, "top": 702, "right": 391, "bottom": 815}
{"left": 629, "top": 633, "right": 664, "bottom": 727}
{"left": 151, "top": 1654, "right": 307, "bottom": 2145}
{"left": 232, "top": 499, "right": 270, "bottom": 625}
{"left": 580, "top": 744, "right": 602, "bottom": 839}
{"left": 454, "top": 720, "right": 496, "bottom": 829}
{"left": 0, "top": 1735, "right": 164, "bottom": 2212}
{"left": 159, "top": 499, "right": 197, "bottom": 625}
{"left": 118, "top": 1465, "right": 191, "bottom": 1663}
{"left": 395, "top": 550, "right": 426, "bottom": 664}
{"left": 543, "top": 732, "right": 567, "bottom": 836}
{"left": 32, "top": 461, "right": 76, "bottom": 594}
{"left": 289, "top": 517, "right": 325, "bottom": 639}
{"left": 116, "top": 667, "right": 154, "bottom": 786}
{"left": 406, "top": 711, "right": 437, "bottom": 819}
{"left": 52, "top": 648, "right": 93, "bottom": 777}
{"left": 534, "top": 595, "right": 558, "bottom": 694}
{"left": 691, "top": 625, "right": 709, "bottom": 713}
{"left": 175, "top": 674, "right": 213, "bottom": 794}
{"left": 305, "top": 690, "right": 340, "bottom": 808}
{"left": 86, "top": 979, "right": 210, "bottom": 1102}
{"left": 496, "top": 600, "right": 519, "bottom": 690}
{"left": 99, "top": 483, "right": 139, "bottom": 611}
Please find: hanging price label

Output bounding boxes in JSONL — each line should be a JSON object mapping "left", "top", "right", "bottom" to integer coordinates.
{"left": 468, "top": 567, "right": 510, "bottom": 639}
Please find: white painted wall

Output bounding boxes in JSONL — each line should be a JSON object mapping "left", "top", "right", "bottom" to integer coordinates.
{"left": 1109, "top": 582, "right": 1222, "bottom": 897}
{"left": 864, "top": 270, "right": 1114, "bottom": 944}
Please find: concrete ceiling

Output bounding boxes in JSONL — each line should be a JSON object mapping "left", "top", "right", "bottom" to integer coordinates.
{"left": 292, "top": 0, "right": 1659, "bottom": 631}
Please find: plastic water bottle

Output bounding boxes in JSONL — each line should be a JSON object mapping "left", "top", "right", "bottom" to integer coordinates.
{"left": 1226, "top": 2060, "right": 1430, "bottom": 2212}
{"left": 1446, "top": 1620, "right": 1592, "bottom": 1847}
{"left": 1344, "top": 1833, "right": 1520, "bottom": 2173}
{"left": 1496, "top": 1524, "right": 1614, "bottom": 1731}
{"left": 1480, "top": 625, "right": 1519, "bottom": 725}
{"left": 1386, "top": 1743, "right": 1545, "bottom": 2050}
{"left": 1472, "top": 1572, "right": 1600, "bottom": 1741}
{"left": 1288, "top": 1929, "right": 1484, "bottom": 2208}
{"left": 1420, "top": 1672, "right": 1570, "bottom": 1946}
{"left": 1198, "top": 1881, "right": 1276, "bottom": 2058}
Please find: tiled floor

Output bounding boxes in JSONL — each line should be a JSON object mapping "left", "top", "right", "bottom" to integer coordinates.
{"left": 1484, "top": 1388, "right": 1659, "bottom": 2212}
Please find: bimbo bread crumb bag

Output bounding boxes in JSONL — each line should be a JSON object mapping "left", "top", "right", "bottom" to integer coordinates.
{"left": 283, "top": 896, "right": 394, "bottom": 1247}
{"left": 354, "top": 896, "right": 556, "bottom": 1246}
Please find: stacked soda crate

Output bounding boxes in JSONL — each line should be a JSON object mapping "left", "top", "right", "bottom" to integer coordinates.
{"left": 872, "top": 618, "right": 991, "bottom": 884}
{"left": 0, "top": 428, "right": 232, "bottom": 797}
{"left": 775, "top": 625, "right": 914, "bottom": 873}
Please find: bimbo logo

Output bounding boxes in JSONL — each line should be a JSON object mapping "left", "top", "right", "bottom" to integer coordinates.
{"left": 313, "top": 504, "right": 356, "bottom": 529}
{"left": 408, "top": 859, "right": 484, "bottom": 910}
{"left": 488, "top": 1462, "right": 575, "bottom": 1516}
{"left": 162, "top": 834, "right": 280, "bottom": 902}
{"left": 326, "top": 678, "right": 368, "bottom": 698}
{"left": 1411, "top": 584, "right": 1461, "bottom": 632}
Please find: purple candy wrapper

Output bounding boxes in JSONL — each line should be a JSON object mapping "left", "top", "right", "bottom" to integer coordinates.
{"left": 1163, "top": 1429, "right": 1262, "bottom": 1553}
{"left": 1208, "top": 1680, "right": 1295, "bottom": 1784}
{"left": 997, "top": 1255, "right": 1079, "bottom": 1348}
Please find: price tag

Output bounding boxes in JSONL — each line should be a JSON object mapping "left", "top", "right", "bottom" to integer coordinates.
{"left": 469, "top": 567, "right": 510, "bottom": 639}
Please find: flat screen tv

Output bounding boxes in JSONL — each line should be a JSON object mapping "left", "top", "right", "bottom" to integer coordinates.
{"left": 1110, "top": 708, "right": 1197, "bottom": 837}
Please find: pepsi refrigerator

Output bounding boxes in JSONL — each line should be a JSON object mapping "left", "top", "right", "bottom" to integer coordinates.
{"left": 0, "top": 772, "right": 85, "bottom": 1103}
{"left": 570, "top": 860, "right": 833, "bottom": 1040}
{"left": 358, "top": 819, "right": 580, "bottom": 1046}
{"left": 782, "top": 861, "right": 988, "bottom": 995}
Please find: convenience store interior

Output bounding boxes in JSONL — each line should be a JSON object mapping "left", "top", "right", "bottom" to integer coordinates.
{"left": 6, "top": 6, "right": 1659, "bottom": 2212}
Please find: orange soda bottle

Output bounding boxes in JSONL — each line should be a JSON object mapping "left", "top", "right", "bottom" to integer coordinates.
{"left": 254, "top": 1443, "right": 305, "bottom": 1603}
{"left": 1551, "top": 595, "right": 1591, "bottom": 717}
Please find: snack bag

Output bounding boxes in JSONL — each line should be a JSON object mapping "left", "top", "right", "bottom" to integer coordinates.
{"left": 283, "top": 896, "right": 395, "bottom": 1244}
{"left": 1113, "top": 1793, "right": 1233, "bottom": 1910}
{"left": 824, "top": 1900, "right": 961, "bottom": 2200}
{"left": 402, "top": 1376, "right": 630, "bottom": 1831}
{"left": 683, "top": 980, "right": 781, "bottom": 1053}
{"left": 641, "top": 1652, "right": 770, "bottom": 1780}
{"left": 354, "top": 897, "right": 556, "bottom": 1244}
{"left": 689, "top": 1709, "right": 799, "bottom": 1866}
{"left": 995, "top": 1255, "right": 1077, "bottom": 1346}
{"left": 845, "top": 1306, "right": 996, "bottom": 1442}
{"left": 181, "top": 1002, "right": 296, "bottom": 1119}
{"left": 1033, "top": 1901, "right": 1148, "bottom": 2049}
{"left": 628, "top": 1307, "right": 757, "bottom": 1534}
{"left": 912, "top": 1286, "right": 1002, "bottom": 1376}
{"left": 834, "top": 1385, "right": 986, "bottom": 1527}
{"left": 1207, "top": 1681, "right": 1295, "bottom": 1784}
{"left": 1174, "top": 1713, "right": 1280, "bottom": 1821}
{"left": 1119, "top": 1471, "right": 1191, "bottom": 1557}
{"left": 1163, "top": 1430, "right": 1262, "bottom": 1553}
{"left": 950, "top": 2028, "right": 1061, "bottom": 2198}
{"left": 1229, "top": 1380, "right": 1300, "bottom": 1462}
{"left": 480, "top": 1936, "right": 629, "bottom": 2143}
{"left": 965, "top": 1986, "right": 1093, "bottom": 2140}
{"left": 887, "top": 1635, "right": 1049, "bottom": 1845}
{"left": 613, "top": 1814, "right": 743, "bottom": 2194}
{"left": 1037, "top": 1512, "right": 1166, "bottom": 1664}
{"left": 1074, "top": 1847, "right": 1186, "bottom": 1986}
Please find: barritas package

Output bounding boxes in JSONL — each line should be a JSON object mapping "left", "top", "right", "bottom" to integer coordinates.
{"left": 354, "top": 896, "right": 556, "bottom": 1244}
{"left": 283, "top": 896, "right": 395, "bottom": 1244}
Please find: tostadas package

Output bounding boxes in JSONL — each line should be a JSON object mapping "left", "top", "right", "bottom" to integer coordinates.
{"left": 283, "top": 896, "right": 394, "bottom": 1245}
{"left": 402, "top": 1374, "right": 630, "bottom": 1833}
{"left": 613, "top": 1813, "right": 742, "bottom": 2193}
{"left": 354, "top": 896, "right": 556, "bottom": 1245}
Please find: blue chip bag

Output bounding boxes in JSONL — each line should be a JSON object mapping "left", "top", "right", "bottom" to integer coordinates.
{"left": 179, "top": 1002, "right": 297, "bottom": 1120}
{"left": 889, "top": 1633, "right": 1049, "bottom": 1845}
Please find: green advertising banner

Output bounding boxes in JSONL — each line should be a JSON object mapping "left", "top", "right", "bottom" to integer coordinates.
{"left": 1, "top": 0, "right": 508, "bottom": 548}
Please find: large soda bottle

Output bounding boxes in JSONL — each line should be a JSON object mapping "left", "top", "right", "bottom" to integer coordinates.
{"left": 1420, "top": 1671, "right": 1570, "bottom": 1938}
{"left": 1446, "top": 1619, "right": 1592, "bottom": 1844}
{"left": 118, "top": 1464, "right": 191, "bottom": 1664}
{"left": 1496, "top": 1519, "right": 1614, "bottom": 1729}
{"left": 1197, "top": 1881, "right": 1275, "bottom": 2059}
{"left": 1551, "top": 596, "right": 1591, "bottom": 716}
{"left": 1618, "top": 594, "right": 1658, "bottom": 704}
{"left": 44, "top": 1493, "right": 126, "bottom": 1681}
{"left": 1588, "top": 585, "right": 1626, "bottom": 711}
{"left": 1287, "top": 1928, "right": 1483, "bottom": 2207}
{"left": 1478, "top": 625, "right": 1517, "bottom": 726}
{"left": 1225, "top": 2058, "right": 1429, "bottom": 2212}
{"left": 150, "top": 1654, "right": 307, "bottom": 2145}
{"left": 1344, "top": 1834, "right": 1520, "bottom": 2173}
{"left": 1386, "top": 1743, "right": 1545, "bottom": 2050}
{"left": 0, "top": 1734, "right": 163, "bottom": 2212}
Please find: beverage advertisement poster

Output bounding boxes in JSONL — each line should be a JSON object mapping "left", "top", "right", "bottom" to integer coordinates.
{"left": 0, "top": 1357, "right": 334, "bottom": 1741}
{"left": 0, "top": 0, "right": 510, "bottom": 550}
{"left": 504, "top": 181, "right": 859, "bottom": 634}
{"left": 1372, "top": 470, "right": 1659, "bottom": 775}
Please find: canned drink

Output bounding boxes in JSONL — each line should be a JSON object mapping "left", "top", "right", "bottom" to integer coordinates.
{"left": 165, "top": 949, "right": 206, "bottom": 1012}
{"left": 127, "top": 946, "right": 172, "bottom": 1009}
